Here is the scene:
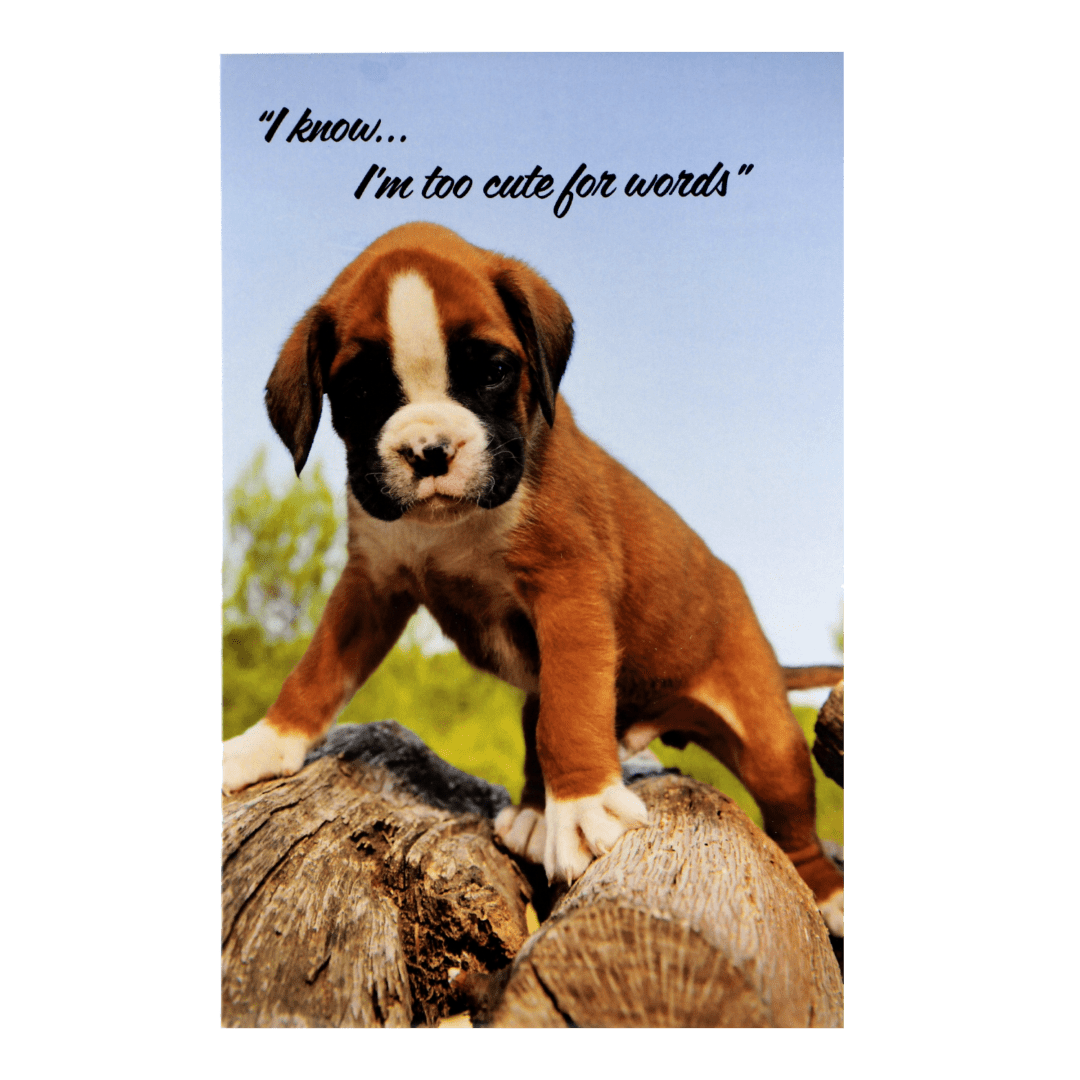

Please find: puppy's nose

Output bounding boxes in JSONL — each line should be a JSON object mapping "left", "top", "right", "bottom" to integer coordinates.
{"left": 400, "top": 442, "right": 453, "bottom": 478}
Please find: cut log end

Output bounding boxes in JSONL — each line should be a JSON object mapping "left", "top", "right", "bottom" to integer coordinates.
{"left": 488, "top": 774, "right": 843, "bottom": 1028}
{"left": 494, "top": 905, "right": 774, "bottom": 1027}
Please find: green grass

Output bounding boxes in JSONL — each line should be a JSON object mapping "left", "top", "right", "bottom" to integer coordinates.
{"left": 336, "top": 645, "right": 529, "bottom": 800}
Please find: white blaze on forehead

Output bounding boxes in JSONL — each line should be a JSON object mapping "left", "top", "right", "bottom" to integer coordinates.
{"left": 386, "top": 271, "right": 448, "bottom": 401}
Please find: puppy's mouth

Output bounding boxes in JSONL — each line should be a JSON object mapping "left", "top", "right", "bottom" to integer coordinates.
{"left": 401, "top": 490, "right": 478, "bottom": 524}
{"left": 412, "top": 474, "right": 467, "bottom": 501}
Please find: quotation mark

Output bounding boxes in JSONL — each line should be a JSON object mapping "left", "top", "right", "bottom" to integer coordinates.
{"left": 738, "top": 164, "right": 754, "bottom": 175}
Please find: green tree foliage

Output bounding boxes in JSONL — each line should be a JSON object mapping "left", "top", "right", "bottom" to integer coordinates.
{"left": 223, "top": 452, "right": 842, "bottom": 841}
{"left": 222, "top": 451, "right": 346, "bottom": 741}
{"left": 223, "top": 449, "right": 344, "bottom": 639}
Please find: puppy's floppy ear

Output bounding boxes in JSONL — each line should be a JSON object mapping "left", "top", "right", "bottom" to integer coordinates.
{"left": 493, "top": 262, "right": 574, "bottom": 427}
{"left": 265, "top": 305, "right": 338, "bottom": 475}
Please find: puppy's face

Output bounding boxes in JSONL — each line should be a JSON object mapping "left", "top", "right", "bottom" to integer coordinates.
{"left": 328, "top": 263, "right": 530, "bottom": 523}
{"left": 265, "top": 223, "right": 573, "bottom": 524}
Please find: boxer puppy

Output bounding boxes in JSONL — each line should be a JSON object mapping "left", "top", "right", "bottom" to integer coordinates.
{"left": 222, "top": 222, "right": 844, "bottom": 935}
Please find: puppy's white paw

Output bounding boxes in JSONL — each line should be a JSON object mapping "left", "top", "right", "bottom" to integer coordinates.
{"left": 494, "top": 805, "right": 547, "bottom": 864}
{"left": 222, "top": 719, "right": 310, "bottom": 793}
{"left": 543, "top": 783, "right": 650, "bottom": 884}
{"left": 819, "top": 887, "right": 844, "bottom": 936}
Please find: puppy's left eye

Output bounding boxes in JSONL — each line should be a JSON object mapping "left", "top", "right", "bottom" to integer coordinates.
{"left": 480, "top": 359, "right": 512, "bottom": 388}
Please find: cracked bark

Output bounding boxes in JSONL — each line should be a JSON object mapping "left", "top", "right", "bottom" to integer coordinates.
{"left": 221, "top": 722, "right": 532, "bottom": 1028}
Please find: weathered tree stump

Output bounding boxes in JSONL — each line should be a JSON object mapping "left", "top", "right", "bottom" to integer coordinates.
{"left": 222, "top": 723, "right": 842, "bottom": 1028}
{"left": 488, "top": 771, "right": 843, "bottom": 1027}
{"left": 221, "top": 722, "right": 531, "bottom": 1027}
{"left": 813, "top": 680, "right": 844, "bottom": 788}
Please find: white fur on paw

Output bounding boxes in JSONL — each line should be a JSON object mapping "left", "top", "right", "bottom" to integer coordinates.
{"left": 543, "top": 783, "right": 650, "bottom": 884}
{"left": 494, "top": 805, "right": 547, "bottom": 864}
{"left": 222, "top": 719, "right": 310, "bottom": 793}
{"left": 819, "top": 888, "right": 844, "bottom": 936}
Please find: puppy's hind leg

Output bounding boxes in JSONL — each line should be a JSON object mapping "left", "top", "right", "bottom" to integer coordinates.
{"left": 689, "top": 660, "right": 845, "bottom": 936}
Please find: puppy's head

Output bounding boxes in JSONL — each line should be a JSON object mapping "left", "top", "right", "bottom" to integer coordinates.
{"left": 265, "top": 223, "right": 573, "bottom": 523}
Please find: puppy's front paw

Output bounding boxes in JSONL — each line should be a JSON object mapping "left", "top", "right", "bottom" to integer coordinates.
{"left": 544, "top": 783, "right": 650, "bottom": 884}
{"left": 818, "top": 887, "right": 844, "bottom": 937}
{"left": 222, "top": 719, "right": 310, "bottom": 793}
{"left": 494, "top": 805, "right": 547, "bottom": 864}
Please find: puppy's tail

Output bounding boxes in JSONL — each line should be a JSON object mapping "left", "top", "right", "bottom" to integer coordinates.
{"left": 782, "top": 665, "right": 844, "bottom": 690}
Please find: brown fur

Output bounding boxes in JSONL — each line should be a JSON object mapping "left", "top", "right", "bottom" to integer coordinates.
{"left": 258, "top": 222, "right": 842, "bottom": 907}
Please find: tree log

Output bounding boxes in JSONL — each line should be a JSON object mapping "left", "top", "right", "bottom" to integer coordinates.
{"left": 222, "top": 724, "right": 842, "bottom": 1027}
{"left": 221, "top": 722, "right": 531, "bottom": 1027}
{"left": 813, "top": 680, "right": 844, "bottom": 788}
{"left": 488, "top": 771, "right": 843, "bottom": 1027}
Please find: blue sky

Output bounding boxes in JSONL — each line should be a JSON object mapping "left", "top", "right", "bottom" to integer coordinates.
{"left": 222, "top": 53, "right": 843, "bottom": 670}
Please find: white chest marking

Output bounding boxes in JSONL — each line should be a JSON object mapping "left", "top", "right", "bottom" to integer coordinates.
{"left": 346, "top": 490, "right": 539, "bottom": 694}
